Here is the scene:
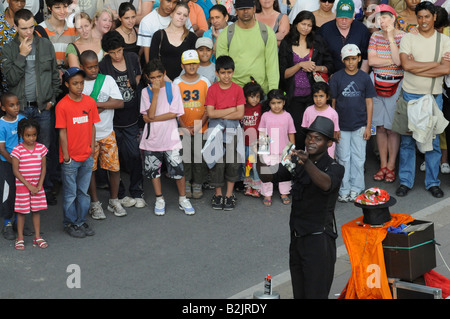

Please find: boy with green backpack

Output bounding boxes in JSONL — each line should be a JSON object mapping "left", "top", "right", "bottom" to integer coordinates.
{"left": 79, "top": 50, "right": 126, "bottom": 219}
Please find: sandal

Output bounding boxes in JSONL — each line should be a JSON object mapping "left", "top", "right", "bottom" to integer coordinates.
{"left": 280, "top": 195, "right": 291, "bottom": 205}
{"left": 33, "top": 237, "right": 48, "bottom": 249}
{"left": 384, "top": 168, "right": 396, "bottom": 183}
{"left": 15, "top": 239, "right": 25, "bottom": 251}
{"left": 244, "top": 187, "right": 253, "bottom": 196}
{"left": 373, "top": 167, "right": 387, "bottom": 181}
{"left": 251, "top": 188, "right": 261, "bottom": 198}
{"left": 263, "top": 198, "right": 272, "bottom": 207}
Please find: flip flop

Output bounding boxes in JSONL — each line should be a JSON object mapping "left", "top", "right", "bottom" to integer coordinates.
{"left": 263, "top": 198, "right": 272, "bottom": 207}
{"left": 280, "top": 195, "right": 291, "bottom": 205}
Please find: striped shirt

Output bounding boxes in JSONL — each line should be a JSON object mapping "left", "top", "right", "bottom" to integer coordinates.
{"left": 39, "top": 19, "right": 77, "bottom": 66}
{"left": 368, "top": 30, "right": 406, "bottom": 78}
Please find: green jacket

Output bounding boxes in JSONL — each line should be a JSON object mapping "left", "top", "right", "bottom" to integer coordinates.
{"left": 2, "top": 33, "right": 61, "bottom": 111}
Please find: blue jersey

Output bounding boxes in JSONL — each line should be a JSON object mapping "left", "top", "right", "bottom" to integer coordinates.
{"left": 0, "top": 114, "right": 26, "bottom": 161}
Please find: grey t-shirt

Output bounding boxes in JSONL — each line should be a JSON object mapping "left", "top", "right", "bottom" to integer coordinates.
{"left": 24, "top": 42, "right": 37, "bottom": 103}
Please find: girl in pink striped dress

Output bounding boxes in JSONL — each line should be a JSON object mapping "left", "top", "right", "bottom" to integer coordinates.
{"left": 11, "top": 119, "right": 48, "bottom": 250}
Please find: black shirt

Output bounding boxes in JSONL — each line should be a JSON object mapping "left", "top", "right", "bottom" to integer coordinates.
{"left": 272, "top": 154, "right": 344, "bottom": 237}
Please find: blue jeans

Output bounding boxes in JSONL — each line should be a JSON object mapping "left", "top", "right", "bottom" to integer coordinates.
{"left": 61, "top": 156, "right": 94, "bottom": 226}
{"left": 398, "top": 91, "right": 442, "bottom": 190}
{"left": 20, "top": 107, "right": 54, "bottom": 192}
{"left": 336, "top": 127, "right": 367, "bottom": 196}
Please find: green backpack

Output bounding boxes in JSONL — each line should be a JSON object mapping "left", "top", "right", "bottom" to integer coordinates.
{"left": 226, "top": 21, "right": 268, "bottom": 49}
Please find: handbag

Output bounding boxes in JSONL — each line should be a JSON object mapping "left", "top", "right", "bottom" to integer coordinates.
{"left": 309, "top": 48, "right": 329, "bottom": 83}
{"left": 373, "top": 74, "right": 402, "bottom": 97}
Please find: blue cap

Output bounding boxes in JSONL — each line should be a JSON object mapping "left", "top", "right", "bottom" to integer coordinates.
{"left": 63, "top": 67, "right": 86, "bottom": 83}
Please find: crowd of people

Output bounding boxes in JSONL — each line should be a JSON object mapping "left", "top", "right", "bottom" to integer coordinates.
{"left": 0, "top": 0, "right": 449, "bottom": 298}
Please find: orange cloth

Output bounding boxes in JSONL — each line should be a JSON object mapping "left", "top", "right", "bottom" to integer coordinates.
{"left": 339, "top": 213, "right": 415, "bottom": 299}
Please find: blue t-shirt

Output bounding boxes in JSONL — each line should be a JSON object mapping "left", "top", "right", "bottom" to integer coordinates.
{"left": 329, "top": 69, "right": 376, "bottom": 131}
{"left": 0, "top": 114, "right": 26, "bottom": 161}
{"left": 318, "top": 19, "right": 371, "bottom": 73}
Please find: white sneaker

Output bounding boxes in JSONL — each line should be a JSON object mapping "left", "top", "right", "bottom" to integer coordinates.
{"left": 441, "top": 163, "right": 450, "bottom": 174}
{"left": 179, "top": 198, "right": 195, "bottom": 215}
{"left": 89, "top": 201, "right": 106, "bottom": 220}
{"left": 134, "top": 197, "right": 147, "bottom": 208}
{"left": 119, "top": 196, "right": 136, "bottom": 207}
{"left": 108, "top": 198, "right": 127, "bottom": 217}
{"left": 154, "top": 197, "right": 165, "bottom": 216}
{"left": 338, "top": 194, "right": 350, "bottom": 203}
{"left": 349, "top": 191, "right": 359, "bottom": 202}
{"left": 420, "top": 161, "right": 426, "bottom": 171}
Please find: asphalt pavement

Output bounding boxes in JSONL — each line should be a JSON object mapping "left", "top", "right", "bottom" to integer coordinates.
{"left": 1, "top": 139, "right": 449, "bottom": 300}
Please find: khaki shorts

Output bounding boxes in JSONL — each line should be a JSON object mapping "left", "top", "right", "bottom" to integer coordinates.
{"left": 92, "top": 131, "right": 120, "bottom": 172}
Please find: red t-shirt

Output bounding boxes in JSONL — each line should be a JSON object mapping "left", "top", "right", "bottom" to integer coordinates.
{"left": 204, "top": 82, "right": 246, "bottom": 110}
{"left": 55, "top": 94, "right": 100, "bottom": 162}
{"left": 241, "top": 103, "right": 262, "bottom": 146}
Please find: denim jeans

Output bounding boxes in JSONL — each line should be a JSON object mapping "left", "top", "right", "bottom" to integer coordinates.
{"left": 398, "top": 91, "right": 442, "bottom": 190}
{"left": 61, "top": 156, "right": 94, "bottom": 226}
{"left": 336, "top": 127, "right": 367, "bottom": 196}
{"left": 20, "top": 107, "right": 54, "bottom": 192}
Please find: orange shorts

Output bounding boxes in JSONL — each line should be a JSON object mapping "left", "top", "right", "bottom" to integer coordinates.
{"left": 92, "top": 131, "right": 120, "bottom": 172}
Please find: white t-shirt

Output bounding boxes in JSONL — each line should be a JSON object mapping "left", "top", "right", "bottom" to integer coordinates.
{"left": 82, "top": 74, "right": 123, "bottom": 141}
{"left": 137, "top": 8, "right": 192, "bottom": 47}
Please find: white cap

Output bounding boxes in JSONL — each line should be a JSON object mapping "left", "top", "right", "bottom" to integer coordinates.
{"left": 181, "top": 49, "right": 200, "bottom": 64}
{"left": 341, "top": 44, "right": 361, "bottom": 60}
{"left": 195, "top": 37, "right": 213, "bottom": 49}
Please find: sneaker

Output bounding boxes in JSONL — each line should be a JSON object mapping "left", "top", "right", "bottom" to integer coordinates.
{"left": 45, "top": 191, "right": 57, "bottom": 205}
{"left": 223, "top": 195, "right": 236, "bottom": 211}
{"left": 154, "top": 197, "right": 166, "bottom": 216}
{"left": 349, "top": 191, "right": 359, "bottom": 202}
{"left": 2, "top": 223, "right": 15, "bottom": 240}
{"left": 64, "top": 225, "right": 86, "bottom": 238}
{"left": 134, "top": 197, "right": 147, "bottom": 208}
{"left": 441, "top": 163, "right": 450, "bottom": 174}
{"left": 192, "top": 183, "right": 203, "bottom": 199}
{"left": 185, "top": 181, "right": 192, "bottom": 198}
{"left": 89, "top": 201, "right": 106, "bottom": 220}
{"left": 119, "top": 196, "right": 136, "bottom": 207}
{"left": 420, "top": 161, "right": 426, "bottom": 171}
{"left": 338, "top": 194, "right": 350, "bottom": 203}
{"left": 108, "top": 199, "right": 127, "bottom": 217}
{"left": 211, "top": 195, "right": 223, "bottom": 210}
{"left": 179, "top": 198, "right": 195, "bottom": 215}
{"left": 80, "top": 223, "right": 95, "bottom": 236}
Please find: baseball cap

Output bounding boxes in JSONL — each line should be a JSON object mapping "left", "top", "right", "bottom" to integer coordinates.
{"left": 235, "top": 0, "right": 255, "bottom": 10}
{"left": 195, "top": 37, "right": 213, "bottom": 49}
{"left": 181, "top": 49, "right": 200, "bottom": 64}
{"left": 63, "top": 67, "right": 86, "bottom": 83}
{"left": 341, "top": 43, "right": 361, "bottom": 60}
{"left": 375, "top": 4, "right": 397, "bottom": 19}
{"left": 336, "top": 0, "right": 355, "bottom": 19}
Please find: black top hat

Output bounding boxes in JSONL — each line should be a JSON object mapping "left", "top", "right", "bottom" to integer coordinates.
{"left": 354, "top": 187, "right": 396, "bottom": 225}
{"left": 302, "top": 116, "right": 337, "bottom": 142}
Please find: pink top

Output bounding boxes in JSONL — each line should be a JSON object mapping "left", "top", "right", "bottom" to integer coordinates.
{"left": 139, "top": 83, "right": 185, "bottom": 152}
{"left": 11, "top": 142, "right": 48, "bottom": 187}
{"left": 301, "top": 105, "right": 340, "bottom": 158}
{"left": 258, "top": 110, "right": 296, "bottom": 155}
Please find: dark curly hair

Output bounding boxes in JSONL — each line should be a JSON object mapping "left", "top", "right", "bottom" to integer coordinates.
{"left": 101, "top": 30, "right": 125, "bottom": 53}
{"left": 17, "top": 118, "right": 40, "bottom": 143}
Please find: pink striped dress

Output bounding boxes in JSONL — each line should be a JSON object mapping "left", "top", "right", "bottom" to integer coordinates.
{"left": 10, "top": 142, "right": 48, "bottom": 214}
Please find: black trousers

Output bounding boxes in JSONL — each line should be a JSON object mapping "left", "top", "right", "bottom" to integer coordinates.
{"left": 289, "top": 231, "right": 336, "bottom": 299}
{"left": 287, "top": 95, "right": 313, "bottom": 151}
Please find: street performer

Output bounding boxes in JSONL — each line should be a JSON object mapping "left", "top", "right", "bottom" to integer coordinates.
{"left": 257, "top": 116, "right": 344, "bottom": 299}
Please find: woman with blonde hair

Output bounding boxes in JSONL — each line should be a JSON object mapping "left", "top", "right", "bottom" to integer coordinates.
{"left": 66, "top": 12, "right": 104, "bottom": 67}
{"left": 149, "top": 2, "right": 198, "bottom": 80}
{"left": 92, "top": 8, "right": 114, "bottom": 39}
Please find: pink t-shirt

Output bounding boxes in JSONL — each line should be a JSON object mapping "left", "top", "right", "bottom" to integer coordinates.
{"left": 258, "top": 110, "right": 296, "bottom": 155}
{"left": 301, "top": 105, "right": 340, "bottom": 158}
{"left": 11, "top": 142, "right": 48, "bottom": 187}
{"left": 139, "top": 83, "right": 185, "bottom": 152}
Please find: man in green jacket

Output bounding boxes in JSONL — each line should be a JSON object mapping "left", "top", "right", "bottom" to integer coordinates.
{"left": 215, "top": 0, "right": 279, "bottom": 94}
{"left": 2, "top": 8, "right": 61, "bottom": 204}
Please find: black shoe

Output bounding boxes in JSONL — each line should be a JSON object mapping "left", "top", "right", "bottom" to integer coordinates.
{"left": 395, "top": 185, "right": 410, "bottom": 197}
{"left": 64, "top": 225, "right": 86, "bottom": 238}
{"left": 223, "top": 195, "right": 236, "bottom": 211}
{"left": 234, "top": 181, "right": 245, "bottom": 192}
{"left": 428, "top": 186, "right": 444, "bottom": 198}
{"left": 80, "top": 223, "right": 95, "bottom": 236}
{"left": 46, "top": 192, "right": 57, "bottom": 206}
{"left": 2, "top": 224, "right": 15, "bottom": 240}
{"left": 211, "top": 195, "right": 223, "bottom": 210}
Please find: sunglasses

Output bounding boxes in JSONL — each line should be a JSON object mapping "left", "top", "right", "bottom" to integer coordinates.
{"left": 320, "top": 0, "right": 335, "bottom": 3}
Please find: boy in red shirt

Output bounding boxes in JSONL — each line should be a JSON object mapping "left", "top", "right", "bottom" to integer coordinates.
{"left": 55, "top": 67, "right": 100, "bottom": 238}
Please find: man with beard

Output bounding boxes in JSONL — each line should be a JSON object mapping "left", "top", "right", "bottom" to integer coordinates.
{"left": 215, "top": 0, "right": 279, "bottom": 94}
{"left": 257, "top": 116, "right": 344, "bottom": 299}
